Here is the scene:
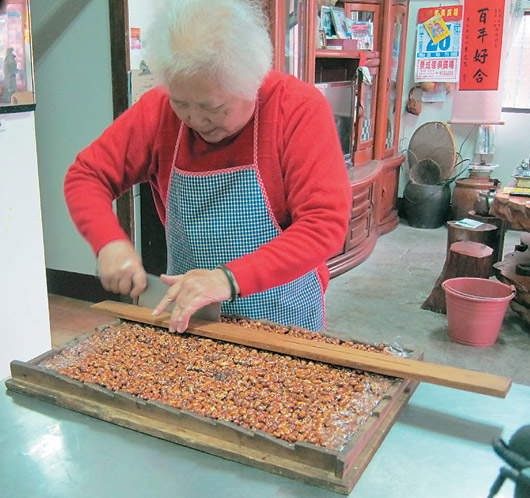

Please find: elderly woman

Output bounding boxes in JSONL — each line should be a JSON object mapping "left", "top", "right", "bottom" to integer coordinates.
{"left": 64, "top": 0, "right": 351, "bottom": 334}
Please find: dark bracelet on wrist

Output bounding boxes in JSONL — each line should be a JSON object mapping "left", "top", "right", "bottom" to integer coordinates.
{"left": 216, "top": 263, "right": 238, "bottom": 303}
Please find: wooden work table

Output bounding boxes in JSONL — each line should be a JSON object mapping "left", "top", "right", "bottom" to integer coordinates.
{"left": 491, "top": 192, "right": 530, "bottom": 232}
{"left": 3, "top": 298, "right": 517, "bottom": 496}
{"left": 490, "top": 192, "right": 530, "bottom": 329}
{"left": 2, "top": 380, "right": 528, "bottom": 497}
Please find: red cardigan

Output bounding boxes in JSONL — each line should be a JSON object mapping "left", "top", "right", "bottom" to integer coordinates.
{"left": 64, "top": 70, "right": 351, "bottom": 297}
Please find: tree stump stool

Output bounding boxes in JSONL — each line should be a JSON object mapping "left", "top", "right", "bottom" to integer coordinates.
{"left": 421, "top": 240, "right": 494, "bottom": 314}
{"left": 466, "top": 211, "right": 507, "bottom": 265}
{"left": 446, "top": 219, "right": 499, "bottom": 275}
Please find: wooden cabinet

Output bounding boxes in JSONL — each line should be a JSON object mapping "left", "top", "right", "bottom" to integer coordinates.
{"left": 269, "top": 0, "right": 409, "bottom": 276}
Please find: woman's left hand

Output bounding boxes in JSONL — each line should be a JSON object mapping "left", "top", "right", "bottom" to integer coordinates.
{"left": 152, "top": 268, "right": 236, "bottom": 333}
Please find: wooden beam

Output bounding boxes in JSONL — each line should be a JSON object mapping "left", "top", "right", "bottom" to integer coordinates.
{"left": 108, "top": 0, "right": 130, "bottom": 119}
{"left": 108, "top": 1, "right": 135, "bottom": 247}
{"left": 91, "top": 301, "right": 512, "bottom": 398}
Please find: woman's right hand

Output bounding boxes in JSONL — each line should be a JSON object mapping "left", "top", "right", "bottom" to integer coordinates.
{"left": 97, "top": 240, "right": 147, "bottom": 298}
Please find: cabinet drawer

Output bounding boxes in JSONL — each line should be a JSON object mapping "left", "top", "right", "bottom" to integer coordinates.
{"left": 351, "top": 184, "right": 373, "bottom": 219}
{"left": 346, "top": 211, "right": 371, "bottom": 250}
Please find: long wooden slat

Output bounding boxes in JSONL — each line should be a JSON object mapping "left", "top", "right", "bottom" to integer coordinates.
{"left": 91, "top": 301, "right": 512, "bottom": 398}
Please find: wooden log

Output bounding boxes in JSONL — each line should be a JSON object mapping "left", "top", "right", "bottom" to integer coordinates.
{"left": 490, "top": 192, "right": 530, "bottom": 231}
{"left": 493, "top": 232, "right": 530, "bottom": 331}
{"left": 91, "top": 300, "right": 512, "bottom": 398}
{"left": 466, "top": 211, "right": 507, "bottom": 266}
{"left": 422, "top": 241, "right": 493, "bottom": 315}
{"left": 446, "top": 220, "right": 498, "bottom": 262}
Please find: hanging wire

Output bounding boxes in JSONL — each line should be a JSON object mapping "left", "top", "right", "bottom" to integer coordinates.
{"left": 444, "top": 158, "right": 471, "bottom": 185}
{"left": 439, "top": 127, "right": 475, "bottom": 184}
{"left": 457, "top": 127, "right": 474, "bottom": 160}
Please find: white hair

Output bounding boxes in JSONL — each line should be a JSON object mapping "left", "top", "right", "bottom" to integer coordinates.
{"left": 146, "top": 0, "right": 273, "bottom": 100}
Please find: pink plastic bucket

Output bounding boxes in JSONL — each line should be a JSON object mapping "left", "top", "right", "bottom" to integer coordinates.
{"left": 442, "top": 277, "right": 516, "bottom": 347}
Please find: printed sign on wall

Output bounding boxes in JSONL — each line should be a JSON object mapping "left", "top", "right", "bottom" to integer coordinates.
{"left": 415, "top": 6, "right": 463, "bottom": 83}
{"left": 459, "top": 0, "right": 505, "bottom": 91}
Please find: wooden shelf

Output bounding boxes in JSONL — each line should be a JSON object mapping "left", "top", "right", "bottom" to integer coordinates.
{"left": 448, "top": 120, "right": 505, "bottom": 125}
{"left": 315, "top": 49, "right": 378, "bottom": 59}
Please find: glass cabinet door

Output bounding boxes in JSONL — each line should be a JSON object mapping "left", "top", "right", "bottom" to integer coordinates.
{"left": 343, "top": 3, "right": 380, "bottom": 52}
{"left": 354, "top": 65, "right": 378, "bottom": 152}
{"left": 385, "top": 4, "right": 406, "bottom": 154}
{"left": 285, "top": 0, "right": 302, "bottom": 77}
{"left": 284, "top": 0, "right": 315, "bottom": 81}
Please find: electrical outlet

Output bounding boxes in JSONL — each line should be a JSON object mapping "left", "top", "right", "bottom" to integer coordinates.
{"left": 0, "top": 120, "right": 6, "bottom": 132}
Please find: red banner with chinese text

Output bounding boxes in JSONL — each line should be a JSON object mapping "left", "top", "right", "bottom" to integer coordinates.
{"left": 459, "top": 0, "right": 505, "bottom": 90}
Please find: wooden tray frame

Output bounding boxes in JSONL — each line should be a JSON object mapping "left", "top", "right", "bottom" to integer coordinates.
{"left": 5, "top": 322, "right": 418, "bottom": 495}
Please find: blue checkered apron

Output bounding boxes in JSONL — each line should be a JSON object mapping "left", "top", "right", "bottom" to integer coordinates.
{"left": 165, "top": 106, "right": 325, "bottom": 331}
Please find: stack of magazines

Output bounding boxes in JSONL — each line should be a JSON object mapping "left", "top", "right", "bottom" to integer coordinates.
{"left": 320, "top": 6, "right": 373, "bottom": 50}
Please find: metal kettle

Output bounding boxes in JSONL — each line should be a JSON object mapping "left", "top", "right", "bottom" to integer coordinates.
{"left": 474, "top": 188, "right": 498, "bottom": 216}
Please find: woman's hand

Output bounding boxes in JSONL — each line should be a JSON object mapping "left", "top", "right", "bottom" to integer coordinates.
{"left": 97, "top": 240, "right": 147, "bottom": 298}
{"left": 152, "top": 268, "right": 238, "bottom": 333}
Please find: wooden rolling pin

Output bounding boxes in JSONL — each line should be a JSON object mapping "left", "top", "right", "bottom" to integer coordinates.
{"left": 91, "top": 301, "right": 512, "bottom": 398}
